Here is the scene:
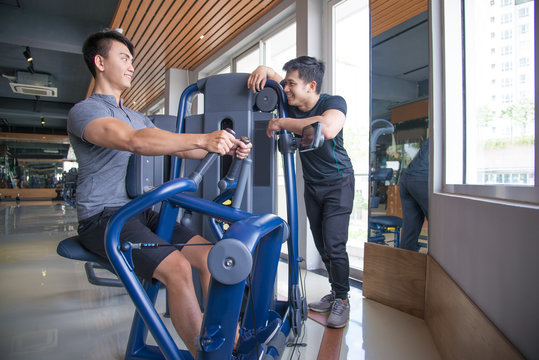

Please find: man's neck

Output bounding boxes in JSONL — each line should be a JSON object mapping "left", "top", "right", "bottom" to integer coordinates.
{"left": 93, "top": 81, "right": 123, "bottom": 106}
{"left": 297, "top": 94, "right": 320, "bottom": 112}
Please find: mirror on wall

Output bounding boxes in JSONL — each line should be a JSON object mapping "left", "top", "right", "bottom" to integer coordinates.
{"left": 368, "top": 10, "right": 430, "bottom": 252}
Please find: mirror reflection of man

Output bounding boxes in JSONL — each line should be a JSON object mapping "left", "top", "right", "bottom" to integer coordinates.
{"left": 399, "top": 138, "right": 429, "bottom": 251}
{"left": 248, "top": 56, "right": 354, "bottom": 328}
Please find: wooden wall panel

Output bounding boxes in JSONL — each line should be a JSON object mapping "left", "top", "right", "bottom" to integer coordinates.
{"left": 425, "top": 257, "right": 524, "bottom": 360}
{"left": 363, "top": 242, "right": 427, "bottom": 318}
{"left": 1, "top": 189, "right": 58, "bottom": 200}
{"left": 391, "top": 98, "right": 429, "bottom": 124}
{"left": 371, "top": 0, "right": 428, "bottom": 38}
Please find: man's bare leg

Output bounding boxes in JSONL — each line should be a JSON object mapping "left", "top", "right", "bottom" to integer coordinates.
{"left": 181, "top": 235, "right": 212, "bottom": 297}
{"left": 153, "top": 251, "right": 202, "bottom": 357}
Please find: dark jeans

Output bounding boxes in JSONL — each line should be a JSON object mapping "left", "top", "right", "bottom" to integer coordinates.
{"left": 399, "top": 173, "right": 428, "bottom": 251}
{"left": 304, "top": 175, "right": 354, "bottom": 299}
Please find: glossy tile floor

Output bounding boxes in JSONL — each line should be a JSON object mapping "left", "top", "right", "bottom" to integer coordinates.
{"left": 0, "top": 201, "right": 441, "bottom": 360}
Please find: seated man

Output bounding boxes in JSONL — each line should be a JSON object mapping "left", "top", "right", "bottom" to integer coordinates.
{"left": 67, "top": 29, "right": 251, "bottom": 357}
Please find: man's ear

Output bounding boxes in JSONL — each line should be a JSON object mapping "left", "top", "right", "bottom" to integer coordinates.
{"left": 94, "top": 54, "right": 105, "bottom": 72}
{"left": 309, "top": 80, "right": 317, "bottom": 93}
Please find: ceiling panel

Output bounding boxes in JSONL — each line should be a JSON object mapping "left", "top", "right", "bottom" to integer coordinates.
{"left": 110, "top": 0, "right": 282, "bottom": 112}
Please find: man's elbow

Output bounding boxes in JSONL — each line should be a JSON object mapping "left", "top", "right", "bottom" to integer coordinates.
{"left": 322, "top": 129, "right": 339, "bottom": 140}
{"left": 124, "top": 134, "right": 146, "bottom": 154}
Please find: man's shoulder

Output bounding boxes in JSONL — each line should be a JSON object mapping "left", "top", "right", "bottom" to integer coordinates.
{"left": 69, "top": 95, "right": 110, "bottom": 118}
{"left": 71, "top": 95, "right": 100, "bottom": 112}
{"left": 319, "top": 94, "right": 347, "bottom": 114}
{"left": 320, "top": 93, "right": 345, "bottom": 103}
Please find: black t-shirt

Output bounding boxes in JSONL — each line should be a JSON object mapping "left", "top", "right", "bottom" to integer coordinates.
{"left": 288, "top": 94, "right": 354, "bottom": 183}
{"left": 404, "top": 138, "right": 429, "bottom": 178}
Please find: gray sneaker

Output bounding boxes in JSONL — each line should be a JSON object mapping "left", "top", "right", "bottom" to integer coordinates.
{"left": 326, "top": 298, "right": 350, "bottom": 328}
{"left": 308, "top": 292, "right": 336, "bottom": 312}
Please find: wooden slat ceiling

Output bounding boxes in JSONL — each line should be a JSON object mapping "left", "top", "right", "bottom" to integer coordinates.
{"left": 370, "top": 0, "right": 428, "bottom": 38}
{"left": 94, "top": 0, "right": 282, "bottom": 112}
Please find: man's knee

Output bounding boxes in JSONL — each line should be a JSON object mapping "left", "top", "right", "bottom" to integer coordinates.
{"left": 154, "top": 251, "right": 193, "bottom": 287}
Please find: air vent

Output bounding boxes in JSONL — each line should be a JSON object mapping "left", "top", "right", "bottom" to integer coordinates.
{"left": 9, "top": 82, "right": 57, "bottom": 97}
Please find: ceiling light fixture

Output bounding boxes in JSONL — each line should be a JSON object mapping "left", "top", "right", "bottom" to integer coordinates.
{"left": 23, "top": 47, "right": 33, "bottom": 62}
{"left": 41, "top": 116, "right": 45, "bottom": 127}
{"left": 23, "top": 47, "right": 35, "bottom": 74}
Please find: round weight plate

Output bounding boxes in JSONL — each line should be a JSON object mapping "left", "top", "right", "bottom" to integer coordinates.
{"left": 208, "top": 238, "right": 252, "bottom": 285}
{"left": 255, "top": 87, "right": 278, "bottom": 112}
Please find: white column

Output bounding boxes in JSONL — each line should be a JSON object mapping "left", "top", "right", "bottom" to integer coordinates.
{"left": 164, "top": 68, "right": 189, "bottom": 116}
{"left": 295, "top": 0, "right": 325, "bottom": 271}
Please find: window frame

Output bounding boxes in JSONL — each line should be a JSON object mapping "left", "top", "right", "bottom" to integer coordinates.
{"left": 441, "top": 0, "right": 538, "bottom": 204}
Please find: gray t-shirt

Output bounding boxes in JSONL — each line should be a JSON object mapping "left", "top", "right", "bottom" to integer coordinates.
{"left": 67, "top": 93, "right": 155, "bottom": 220}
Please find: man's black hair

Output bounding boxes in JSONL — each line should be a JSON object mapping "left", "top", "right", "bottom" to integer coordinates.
{"left": 282, "top": 56, "right": 325, "bottom": 93}
{"left": 82, "top": 29, "right": 135, "bottom": 78}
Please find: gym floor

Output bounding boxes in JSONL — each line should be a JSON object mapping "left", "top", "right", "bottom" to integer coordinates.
{"left": 0, "top": 201, "right": 440, "bottom": 359}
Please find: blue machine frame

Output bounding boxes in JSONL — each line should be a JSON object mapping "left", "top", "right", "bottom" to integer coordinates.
{"left": 101, "top": 78, "right": 306, "bottom": 360}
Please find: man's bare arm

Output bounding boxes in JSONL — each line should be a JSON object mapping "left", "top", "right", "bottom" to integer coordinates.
{"left": 83, "top": 117, "right": 236, "bottom": 156}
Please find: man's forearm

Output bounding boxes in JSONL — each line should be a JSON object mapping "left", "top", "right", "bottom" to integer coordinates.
{"left": 279, "top": 116, "right": 323, "bottom": 135}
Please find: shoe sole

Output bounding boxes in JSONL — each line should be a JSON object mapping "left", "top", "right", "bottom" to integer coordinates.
{"left": 308, "top": 306, "right": 332, "bottom": 313}
{"left": 326, "top": 321, "right": 348, "bottom": 329}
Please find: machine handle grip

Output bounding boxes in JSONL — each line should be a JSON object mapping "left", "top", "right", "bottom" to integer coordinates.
{"left": 218, "top": 135, "right": 251, "bottom": 192}
{"left": 189, "top": 128, "right": 237, "bottom": 186}
{"left": 232, "top": 158, "right": 252, "bottom": 209}
{"left": 189, "top": 153, "right": 219, "bottom": 186}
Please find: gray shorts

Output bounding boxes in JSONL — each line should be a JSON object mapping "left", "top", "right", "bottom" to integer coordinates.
{"left": 78, "top": 207, "right": 198, "bottom": 283}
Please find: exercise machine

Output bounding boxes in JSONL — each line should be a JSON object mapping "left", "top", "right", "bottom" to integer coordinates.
{"left": 368, "top": 119, "right": 402, "bottom": 247}
{"left": 57, "top": 73, "right": 315, "bottom": 359}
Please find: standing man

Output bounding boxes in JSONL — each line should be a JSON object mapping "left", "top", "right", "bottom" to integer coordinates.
{"left": 68, "top": 29, "right": 251, "bottom": 356}
{"left": 248, "top": 56, "right": 354, "bottom": 328}
{"left": 399, "top": 138, "right": 429, "bottom": 251}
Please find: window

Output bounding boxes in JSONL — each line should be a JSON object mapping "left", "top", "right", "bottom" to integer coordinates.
{"left": 501, "top": 45, "right": 512, "bottom": 55}
{"left": 443, "top": 0, "right": 536, "bottom": 202}
{"left": 264, "top": 23, "right": 296, "bottom": 74}
{"left": 501, "top": 13, "right": 512, "bottom": 24}
{"left": 215, "top": 66, "right": 231, "bottom": 74}
{"left": 232, "top": 22, "right": 296, "bottom": 76}
{"left": 501, "top": 29, "right": 512, "bottom": 40}
{"left": 502, "top": 61, "right": 513, "bottom": 71}
{"left": 331, "top": 0, "right": 370, "bottom": 270}
{"left": 502, "top": 78, "right": 513, "bottom": 87}
{"left": 235, "top": 46, "right": 261, "bottom": 73}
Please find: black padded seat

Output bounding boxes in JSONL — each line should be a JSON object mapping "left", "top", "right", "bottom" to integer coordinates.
{"left": 370, "top": 215, "right": 402, "bottom": 227}
{"left": 57, "top": 236, "right": 122, "bottom": 287}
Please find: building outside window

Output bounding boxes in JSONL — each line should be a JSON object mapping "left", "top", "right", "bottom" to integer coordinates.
{"left": 450, "top": 0, "right": 535, "bottom": 191}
